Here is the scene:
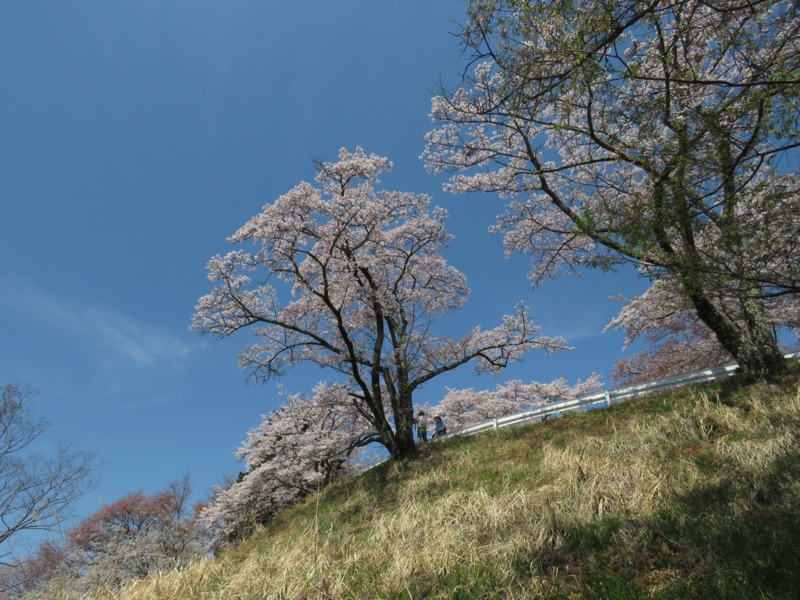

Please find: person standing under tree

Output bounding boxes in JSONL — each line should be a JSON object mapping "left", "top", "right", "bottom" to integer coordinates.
{"left": 416, "top": 410, "right": 428, "bottom": 443}
{"left": 432, "top": 416, "right": 447, "bottom": 440}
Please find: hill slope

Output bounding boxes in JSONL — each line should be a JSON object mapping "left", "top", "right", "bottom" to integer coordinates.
{"left": 94, "top": 373, "right": 800, "bottom": 599}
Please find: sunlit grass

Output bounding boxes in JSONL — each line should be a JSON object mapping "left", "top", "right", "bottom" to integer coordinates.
{"left": 76, "top": 368, "right": 800, "bottom": 599}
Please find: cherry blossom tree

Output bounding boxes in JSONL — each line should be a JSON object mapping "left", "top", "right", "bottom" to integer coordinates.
{"left": 607, "top": 277, "right": 800, "bottom": 384}
{"left": 193, "top": 147, "right": 567, "bottom": 459}
{"left": 199, "top": 383, "right": 372, "bottom": 546}
{"left": 423, "top": 0, "right": 800, "bottom": 381}
{"left": 432, "top": 375, "right": 603, "bottom": 430}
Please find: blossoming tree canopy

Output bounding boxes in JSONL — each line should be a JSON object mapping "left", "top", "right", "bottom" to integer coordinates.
{"left": 199, "top": 383, "right": 374, "bottom": 545}
{"left": 193, "top": 147, "right": 569, "bottom": 459}
{"left": 237, "top": 383, "right": 375, "bottom": 495}
{"left": 423, "top": 0, "right": 800, "bottom": 381}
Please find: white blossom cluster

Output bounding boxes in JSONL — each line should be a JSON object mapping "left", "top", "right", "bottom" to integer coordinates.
{"left": 433, "top": 376, "right": 604, "bottom": 430}
{"left": 199, "top": 383, "right": 374, "bottom": 546}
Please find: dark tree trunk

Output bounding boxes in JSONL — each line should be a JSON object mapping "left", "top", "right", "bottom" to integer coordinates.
{"left": 683, "top": 279, "right": 787, "bottom": 382}
{"left": 392, "top": 399, "right": 419, "bottom": 460}
{"left": 376, "top": 414, "right": 418, "bottom": 460}
{"left": 733, "top": 295, "right": 788, "bottom": 383}
{"left": 390, "top": 431, "right": 419, "bottom": 460}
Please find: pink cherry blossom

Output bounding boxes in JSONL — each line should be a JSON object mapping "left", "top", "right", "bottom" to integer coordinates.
{"left": 194, "top": 148, "right": 568, "bottom": 460}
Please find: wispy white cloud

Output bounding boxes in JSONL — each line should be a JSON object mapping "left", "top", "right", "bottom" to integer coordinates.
{"left": 82, "top": 305, "right": 196, "bottom": 366}
{"left": 0, "top": 279, "right": 199, "bottom": 370}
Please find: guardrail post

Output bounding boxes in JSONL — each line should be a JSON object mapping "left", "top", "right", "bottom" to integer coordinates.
{"left": 604, "top": 391, "right": 611, "bottom": 407}
{"left": 493, "top": 418, "right": 498, "bottom": 430}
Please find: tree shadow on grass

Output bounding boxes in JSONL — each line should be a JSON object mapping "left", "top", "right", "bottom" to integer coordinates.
{"left": 523, "top": 439, "right": 800, "bottom": 599}
{"left": 646, "top": 446, "right": 800, "bottom": 598}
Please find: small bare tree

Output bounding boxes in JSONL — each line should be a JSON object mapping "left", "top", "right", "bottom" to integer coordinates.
{"left": 0, "top": 384, "right": 96, "bottom": 564}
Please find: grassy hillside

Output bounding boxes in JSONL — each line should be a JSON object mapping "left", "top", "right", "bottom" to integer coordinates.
{"left": 92, "top": 371, "right": 800, "bottom": 599}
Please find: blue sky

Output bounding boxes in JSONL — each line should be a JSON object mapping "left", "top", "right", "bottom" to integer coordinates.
{"left": 0, "top": 1, "right": 645, "bottom": 553}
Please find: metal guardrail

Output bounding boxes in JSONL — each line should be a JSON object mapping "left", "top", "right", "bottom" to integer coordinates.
{"left": 359, "top": 352, "right": 798, "bottom": 472}
{"left": 443, "top": 352, "right": 800, "bottom": 440}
